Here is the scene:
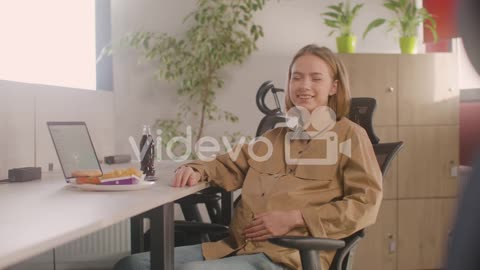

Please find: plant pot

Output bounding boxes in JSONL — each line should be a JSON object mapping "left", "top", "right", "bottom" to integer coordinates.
{"left": 399, "top": 36, "right": 417, "bottom": 54}
{"left": 336, "top": 36, "right": 357, "bottom": 53}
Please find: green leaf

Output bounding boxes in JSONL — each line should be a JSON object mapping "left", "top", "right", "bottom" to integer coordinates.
{"left": 425, "top": 24, "right": 438, "bottom": 43}
{"left": 351, "top": 4, "right": 364, "bottom": 17}
{"left": 363, "top": 18, "right": 386, "bottom": 39}
{"left": 321, "top": 12, "right": 339, "bottom": 19}
{"left": 384, "top": 2, "right": 399, "bottom": 12}
{"left": 325, "top": 19, "right": 339, "bottom": 29}
{"left": 327, "top": 5, "right": 343, "bottom": 14}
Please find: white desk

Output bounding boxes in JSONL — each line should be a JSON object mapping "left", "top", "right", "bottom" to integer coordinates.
{"left": 0, "top": 162, "right": 208, "bottom": 269}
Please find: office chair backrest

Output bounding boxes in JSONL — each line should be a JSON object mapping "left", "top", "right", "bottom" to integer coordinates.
{"left": 372, "top": 142, "right": 404, "bottom": 175}
{"left": 348, "top": 97, "right": 380, "bottom": 144}
{"left": 330, "top": 141, "right": 404, "bottom": 270}
{"left": 256, "top": 94, "right": 380, "bottom": 146}
{"left": 255, "top": 81, "right": 286, "bottom": 137}
{"left": 256, "top": 115, "right": 285, "bottom": 137}
{"left": 256, "top": 80, "right": 284, "bottom": 116}
{"left": 255, "top": 87, "right": 379, "bottom": 146}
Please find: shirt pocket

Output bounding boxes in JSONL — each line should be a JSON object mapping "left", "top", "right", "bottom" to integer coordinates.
{"left": 242, "top": 159, "right": 283, "bottom": 200}
{"left": 294, "top": 163, "right": 337, "bottom": 180}
{"left": 293, "top": 163, "right": 342, "bottom": 191}
{"left": 247, "top": 158, "right": 283, "bottom": 175}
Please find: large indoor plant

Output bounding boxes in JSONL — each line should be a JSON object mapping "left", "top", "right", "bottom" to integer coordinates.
{"left": 321, "top": 0, "right": 364, "bottom": 53}
{"left": 104, "top": 0, "right": 266, "bottom": 157}
{"left": 363, "top": 0, "right": 438, "bottom": 54}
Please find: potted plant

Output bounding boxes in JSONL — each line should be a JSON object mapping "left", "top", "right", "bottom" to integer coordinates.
{"left": 101, "top": 0, "right": 265, "bottom": 157}
{"left": 321, "top": 0, "right": 364, "bottom": 53}
{"left": 363, "top": 0, "right": 438, "bottom": 54}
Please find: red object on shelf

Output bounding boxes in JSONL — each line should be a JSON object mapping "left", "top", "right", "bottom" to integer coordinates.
{"left": 423, "top": 0, "right": 458, "bottom": 42}
{"left": 423, "top": 0, "right": 458, "bottom": 52}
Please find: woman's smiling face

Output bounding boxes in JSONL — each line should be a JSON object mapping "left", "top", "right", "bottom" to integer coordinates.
{"left": 288, "top": 54, "right": 338, "bottom": 113}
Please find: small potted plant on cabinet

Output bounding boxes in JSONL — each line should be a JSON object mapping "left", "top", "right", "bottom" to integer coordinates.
{"left": 321, "top": 0, "right": 364, "bottom": 53}
{"left": 363, "top": 0, "right": 438, "bottom": 54}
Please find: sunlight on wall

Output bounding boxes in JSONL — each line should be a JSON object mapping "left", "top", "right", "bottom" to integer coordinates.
{"left": 0, "top": 0, "right": 96, "bottom": 90}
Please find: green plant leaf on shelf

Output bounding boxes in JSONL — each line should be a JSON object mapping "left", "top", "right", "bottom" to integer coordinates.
{"left": 351, "top": 4, "right": 364, "bottom": 17}
{"left": 363, "top": 18, "right": 386, "bottom": 39}
{"left": 384, "top": 2, "right": 399, "bottom": 12}
{"left": 327, "top": 5, "right": 343, "bottom": 14}
{"left": 425, "top": 24, "right": 438, "bottom": 43}
{"left": 321, "top": 12, "right": 339, "bottom": 19}
{"left": 324, "top": 19, "right": 340, "bottom": 28}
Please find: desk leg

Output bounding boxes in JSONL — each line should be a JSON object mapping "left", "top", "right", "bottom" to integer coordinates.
{"left": 130, "top": 214, "right": 145, "bottom": 254}
{"left": 150, "top": 202, "right": 174, "bottom": 270}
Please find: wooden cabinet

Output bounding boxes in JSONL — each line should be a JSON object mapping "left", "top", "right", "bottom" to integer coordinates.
{"left": 398, "top": 54, "right": 459, "bottom": 126}
{"left": 374, "top": 126, "right": 399, "bottom": 199}
{"left": 340, "top": 53, "right": 459, "bottom": 270}
{"left": 398, "top": 126, "right": 459, "bottom": 198}
{"left": 353, "top": 200, "right": 397, "bottom": 270}
{"left": 339, "top": 54, "right": 398, "bottom": 126}
{"left": 397, "top": 199, "right": 457, "bottom": 270}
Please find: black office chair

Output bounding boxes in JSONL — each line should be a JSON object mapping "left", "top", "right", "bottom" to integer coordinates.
{"left": 268, "top": 141, "right": 404, "bottom": 270}
{"left": 348, "top": 97, "right": 380, "bottom": 144}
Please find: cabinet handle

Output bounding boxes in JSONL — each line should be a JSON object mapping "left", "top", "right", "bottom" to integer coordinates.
{"left": 387, "top": 87, "right": 394, "bottom": 93}
{"left": 387, "top": 234, "right": 396, "bottom": 253}
{"left": 450, "top": 160, "right": 458, "bottom": 177}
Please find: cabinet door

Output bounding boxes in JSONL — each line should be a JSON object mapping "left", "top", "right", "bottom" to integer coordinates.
{"left": 374, "top": 126, "right": 399, "bottom": 199}
{"left": 339, "top": 54, "right": 398, "bottom": 126}
{"left": 398, "top": 54, "right": 459, "bottom": 125}
{"left": 398, "top": 198, "right": 457, "bottom": 270}
{"left": 398, "top": 126, "right": 459, "bottom": 198}
{"left": 353, "top": 200, "right": 397, "bottom": 270}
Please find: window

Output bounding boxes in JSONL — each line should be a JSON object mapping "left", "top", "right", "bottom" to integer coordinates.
{"left": 0, "top": 0, "right": 112, "bottom": 91}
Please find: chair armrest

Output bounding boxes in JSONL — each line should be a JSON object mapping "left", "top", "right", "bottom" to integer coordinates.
{"left": 174, "top": 220, "right": 229, "bottom": 234}
{"left": 268, "top": 236, "right": 345, "bottom": 251}
{"left": 175, "top": 192, "right": 221, "bottom": 204}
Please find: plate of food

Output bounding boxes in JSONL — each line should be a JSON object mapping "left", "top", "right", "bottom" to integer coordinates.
{"left": 70, "top": 168, "right": 155, "bottom": 191}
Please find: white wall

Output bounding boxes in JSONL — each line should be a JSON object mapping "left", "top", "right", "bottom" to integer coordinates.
{"left": 111, "top": 0, "right": 409, "bottom": 155}
{"left": 0, "top": 80, "right": 115, "bottom": 179}
{"left": 455, "top": 38, "right": 480, "bottom": 90}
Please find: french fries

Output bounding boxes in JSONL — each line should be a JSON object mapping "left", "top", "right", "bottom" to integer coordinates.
{"left": 74, "top": 167, "right": 143, "bottom": 185}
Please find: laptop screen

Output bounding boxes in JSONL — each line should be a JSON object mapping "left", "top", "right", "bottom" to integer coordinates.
{"left": 47, "top": 122, "right": 102, "bottom": 179}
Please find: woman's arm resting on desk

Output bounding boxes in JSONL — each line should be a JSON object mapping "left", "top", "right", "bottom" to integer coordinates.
{"left": 170, "top": 166, "right": 201, "bottom": 187}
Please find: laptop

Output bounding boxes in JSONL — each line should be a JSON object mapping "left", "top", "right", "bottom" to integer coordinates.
{"left": 47, "top": 121, "right": 103, "bottom": 182}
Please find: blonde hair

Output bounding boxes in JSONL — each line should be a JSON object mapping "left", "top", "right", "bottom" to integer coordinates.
{"left": 285, "top": 44, "right": 351, "bottom": 120}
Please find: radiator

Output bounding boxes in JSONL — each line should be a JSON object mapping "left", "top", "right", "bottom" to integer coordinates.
{"left": 55, "top": 220, "right": 130, "bottom": 262}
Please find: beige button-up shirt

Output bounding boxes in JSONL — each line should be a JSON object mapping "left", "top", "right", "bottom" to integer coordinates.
{"left": 186, "top": 117, "right": 383, "bottom": 270}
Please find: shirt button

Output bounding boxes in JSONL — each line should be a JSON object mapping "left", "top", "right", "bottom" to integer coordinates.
{"left": 261, "top": 192, "right": 265, "bottom": 196}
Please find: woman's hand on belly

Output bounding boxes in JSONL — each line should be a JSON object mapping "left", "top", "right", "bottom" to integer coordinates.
{"left": 243, "top": 210, "right": 305, "bottom": 241}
